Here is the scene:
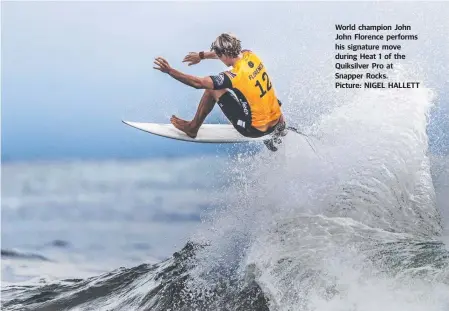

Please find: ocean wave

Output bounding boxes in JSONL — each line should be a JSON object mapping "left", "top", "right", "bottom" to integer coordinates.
{"left": 3, "top": 37, "right": 449, "bottom": 311}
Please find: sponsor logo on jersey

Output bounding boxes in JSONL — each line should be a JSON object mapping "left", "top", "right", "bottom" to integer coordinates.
{"left": 248, "top": 61, "right": 254, "bottom": 68}
{"left": 248, "top": 63, "right": 264, "bottom": 80}
{"left": 215, "top": 73, "right": 225, "bottom": 85}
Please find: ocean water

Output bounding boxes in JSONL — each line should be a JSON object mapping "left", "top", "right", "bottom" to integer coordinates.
{"left": 1, "top": 157, "right": 229, "bottom": 283}
{"left": 2, "top": 85, "right": 449, "bottom": 311}
{"left": 2, "top": 2, "right": 449, "bottom": 310}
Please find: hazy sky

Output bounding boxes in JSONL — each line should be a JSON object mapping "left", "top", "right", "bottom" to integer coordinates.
{"left": 2, "top": 2, "right": 289, "bottom": 160}
{"left": 2, "top": 2, "right": 448, "bottom": 160}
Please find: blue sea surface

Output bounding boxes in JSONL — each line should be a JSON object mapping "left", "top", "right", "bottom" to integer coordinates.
{"left": 1, "top": 157, "right": 229, "bottom": 283}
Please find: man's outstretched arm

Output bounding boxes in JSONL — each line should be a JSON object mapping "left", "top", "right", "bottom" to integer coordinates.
{"left": 154, "top": 57, "right": 214, "bottom": 89}
{"left": 168, "top": 68, "right": 214, "bottom": 89}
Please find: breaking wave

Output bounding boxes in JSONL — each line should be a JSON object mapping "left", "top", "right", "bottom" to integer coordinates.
{"left": 3, "top": 69, "right": 449, "bottom": 310}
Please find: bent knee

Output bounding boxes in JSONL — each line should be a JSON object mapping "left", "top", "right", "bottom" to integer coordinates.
{"left": 207, "top": 88, "right": 228, "bottom": 101}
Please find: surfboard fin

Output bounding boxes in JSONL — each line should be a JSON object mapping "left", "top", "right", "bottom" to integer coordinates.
{"left": 263, "top": 121, "right": 287, "bottom": 152}
{"left": 263, "top": 138, "right": 279, "bottom": 152}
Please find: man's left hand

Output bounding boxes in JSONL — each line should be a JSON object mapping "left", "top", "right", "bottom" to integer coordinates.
{"left": 183, "top": 52, "right": 201, "bottom": 66}
{"left": 153, "top": 57, "right": 172, "bottom": 74}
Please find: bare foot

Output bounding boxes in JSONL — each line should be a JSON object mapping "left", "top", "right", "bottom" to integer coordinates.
{"left": 170, "top": 115, "right": 198, "bottom": 138}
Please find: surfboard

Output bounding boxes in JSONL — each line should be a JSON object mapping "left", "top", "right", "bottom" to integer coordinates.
{"left": 122, "top": 121, "right": 268, "bottom": 143}
{"left": 122, "top": 120, "right": 318, "bottom": 153}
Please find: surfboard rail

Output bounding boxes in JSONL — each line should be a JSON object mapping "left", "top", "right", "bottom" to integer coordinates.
{"left": 122, "top": 120, "right": 267, "bottom": 143}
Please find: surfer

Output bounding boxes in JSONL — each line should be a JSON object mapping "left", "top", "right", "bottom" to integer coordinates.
{"left": 153, "top": 33, "right": 286, "bottom": 147}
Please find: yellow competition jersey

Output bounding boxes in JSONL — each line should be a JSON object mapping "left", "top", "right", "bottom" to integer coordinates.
{"left": 223, "top": 51, "right": 282, "bottom": 128}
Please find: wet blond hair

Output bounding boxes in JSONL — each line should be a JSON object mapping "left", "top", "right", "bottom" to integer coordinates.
{"left": 210, "top": 33, "right": 242, "bottom": 58}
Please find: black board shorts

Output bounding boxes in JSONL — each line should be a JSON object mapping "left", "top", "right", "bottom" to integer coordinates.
{"left": 217, "top": 91, "right": 284, "bottom": 138}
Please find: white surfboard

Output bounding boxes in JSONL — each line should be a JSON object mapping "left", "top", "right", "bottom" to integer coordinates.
{"left": 122, "top": 120, "right": 269, "bottom": 143}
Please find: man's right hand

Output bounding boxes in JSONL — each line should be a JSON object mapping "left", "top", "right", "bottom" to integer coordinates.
{"left": 182, "top": 52, "right": 201, "bottom": 66}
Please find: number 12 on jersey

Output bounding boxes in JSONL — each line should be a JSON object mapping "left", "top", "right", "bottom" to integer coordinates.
{"left": 255, "top": 72, "right": 272, "bottom": 98}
